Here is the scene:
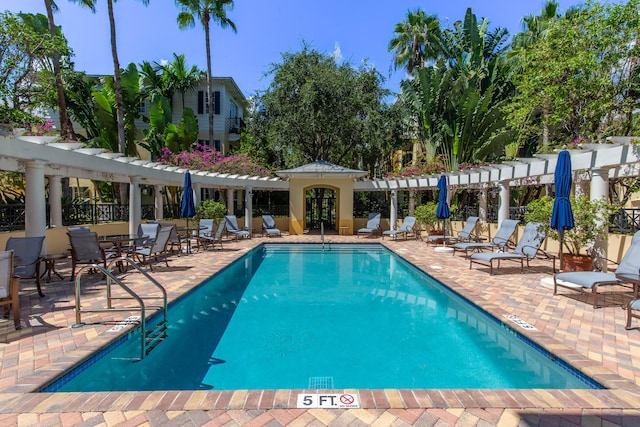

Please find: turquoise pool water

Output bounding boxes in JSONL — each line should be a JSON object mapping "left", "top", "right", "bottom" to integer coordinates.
{"left": 46, "top": 244, "right": 598, "bottom": 391}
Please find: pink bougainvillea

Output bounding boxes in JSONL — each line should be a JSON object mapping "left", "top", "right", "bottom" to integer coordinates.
{"left": 159, "top": 144, "right": 274, "bottom": 176}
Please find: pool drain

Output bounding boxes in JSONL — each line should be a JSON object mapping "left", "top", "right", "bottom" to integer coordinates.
{"left": 308, "top": 376, "right": 334, "bottom": 389}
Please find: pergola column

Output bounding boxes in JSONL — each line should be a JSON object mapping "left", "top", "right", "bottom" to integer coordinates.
{"left": 245, "top": 186, "right": 253, "bottom": 231}
{"left": 193, "top": 182, "right": 202, "bottom": 207}
{"left": 48, "top": 174, "right": 63, "bottom": 228}
{"left": 25, "top": 160, "right": 47, "bottom": 244}
{"left": 408, "top": 189, "right": 416, "bottom": 216}
{"left": 154, "top": 184, "right": 164, "bottom": 220}
{"left": 591, "top": 167, "right": 610, "bottom": 262}
{"left": 129, "top": 176, "right": 141, "bottom": 236}
{"left": 390, "top": 190, "right": 397, "bottom": 230}
{"left": 226, "top": 188, "right": 234, "bottom": 214}
{"left": 478, "top": 187, "right": 488, "bottom": 222}
{"left": 498, "top": 180, "right": 510, "bottom": 227}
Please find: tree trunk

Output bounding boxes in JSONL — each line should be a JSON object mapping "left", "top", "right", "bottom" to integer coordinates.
{"left": 44, "top": 0, "right": 75, "bottom": 141}
{"left": 205, "top": 20, "right": 215, "bottom": 148}
{"left": 107, "top": 0, "right": 126, "bottom": 156}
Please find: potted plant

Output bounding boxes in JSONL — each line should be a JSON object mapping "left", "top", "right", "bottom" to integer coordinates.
{"left": 524, "top": 195, "right": 614, "bottom": 271}
{"left": 415, "top": 201, "right": 442, "bottom": 240}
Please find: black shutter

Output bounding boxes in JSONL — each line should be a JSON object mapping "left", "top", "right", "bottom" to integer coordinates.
{"left": 197, "top": 91, "right": 204, "bottom": 114}
{"left": 214, "top": 91, "right": 221, "bottom": 115}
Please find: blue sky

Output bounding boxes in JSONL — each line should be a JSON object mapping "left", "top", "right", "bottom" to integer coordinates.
{"left": 2, "top": 0, "right": 589, "bottom": 99}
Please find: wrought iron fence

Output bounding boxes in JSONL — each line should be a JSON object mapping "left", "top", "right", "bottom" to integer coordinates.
{"left": 3, "top": 202, "right": 639, "bottom": 234}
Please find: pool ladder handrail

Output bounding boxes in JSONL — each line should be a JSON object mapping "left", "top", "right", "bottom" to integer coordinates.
{"left": 73, "top": 257, "right": 168, "bottom": 360}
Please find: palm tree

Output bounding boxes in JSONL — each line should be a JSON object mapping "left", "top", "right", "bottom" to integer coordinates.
{"left": 176, "top": 0, "right": 237, "bottom": 146}
{"left": 160, "top": 53, "right": 203, "bottom": 110}
{"left": 70, "top": 0, "right": 149, "bottom": 154}
{"left": 388, "top": 9, "right": 442, "bottom": 75}
{"left": 44, "top": 0, "right": 75, "bottom": 141}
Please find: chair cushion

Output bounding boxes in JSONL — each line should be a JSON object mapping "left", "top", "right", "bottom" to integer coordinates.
{"left": 555, "top": 271, "right": 618, "bottom": 289}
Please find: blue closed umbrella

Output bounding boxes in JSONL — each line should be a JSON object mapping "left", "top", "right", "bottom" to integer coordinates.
{"left": 550, "top": 150, "right": 574, "bottom": 270}
{"left": 436, "top": 175, "right": 451, "bottom": 245}
{"left": 181, "top": 171, "right": 196, "bottom": 228}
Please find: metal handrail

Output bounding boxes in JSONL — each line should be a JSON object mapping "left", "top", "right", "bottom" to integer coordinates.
{"left": 73, "top": 258, "right": 168, "bottom": 360}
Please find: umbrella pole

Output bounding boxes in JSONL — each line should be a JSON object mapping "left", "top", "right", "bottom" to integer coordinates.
{"left": 558, "top": 230, "right": 565, "bottom": 271}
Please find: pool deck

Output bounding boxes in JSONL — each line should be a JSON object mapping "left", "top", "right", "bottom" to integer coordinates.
{"left": 1, "top": 233, "right": 639, "bottom": 426}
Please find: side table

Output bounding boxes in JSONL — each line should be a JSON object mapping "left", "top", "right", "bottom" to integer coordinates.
{"left": 42, "top": 253, "right": 68, "bottom": 283}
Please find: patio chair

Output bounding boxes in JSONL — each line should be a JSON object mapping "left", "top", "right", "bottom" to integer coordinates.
{"left": 426, "top": 216, "right": 480, "bottom": 245}
{"left": 136, "top": 223, "right": 160, "bottom": 248}
{"left": 68, "top": 231, "right": 114, "bottom": 281}
{"left": 224, "top": 215, "right": 251, "bottom": 239}
{"left": 357, "top": 213, "right": 381, "bottom": 237}
{"left": 159, "top": 221, "right": 182, "bottom": 255}
{"left": 262, "top": 215, "right": 281, "bottom": 237}
{"left": 5, "top": 236, "right": 45, "bottom": 297}
{"left": 133, "top": 225, "right": 172, "bottom": 271}
{"left": 451, "top": 219, "right": 519, "bottom": 257}
{"left": 554, "top": 229, "right": 640, "bottom": 308}
{"left": 469, "top": 223, "right": 552, "bottom": 275}
{"left": 382, "top": 216, "right": 416, "bottom": 240}
{"left": 625, "top": 299, "right": 640, "bottom": 330}
{"left": 67, "top": 227, "right": 91, "bottom": 234}
{"left": 0, "top": 250, "right": 21, "bottom": 329}
{"left": 199, "top": 221, "right": 225, "bottom": 250}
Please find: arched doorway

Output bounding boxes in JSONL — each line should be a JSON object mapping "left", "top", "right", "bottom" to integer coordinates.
{"left": 305, "top": 186, "right": 337, "bottom": 231}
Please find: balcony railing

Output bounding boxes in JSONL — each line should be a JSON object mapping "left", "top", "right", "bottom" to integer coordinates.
{"left": 225, "top": 117, "right": 245, "bottom": 134}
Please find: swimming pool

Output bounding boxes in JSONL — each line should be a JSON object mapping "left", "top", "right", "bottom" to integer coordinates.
{"left": 44, "top": 244, "right": 599, "bottom": 391}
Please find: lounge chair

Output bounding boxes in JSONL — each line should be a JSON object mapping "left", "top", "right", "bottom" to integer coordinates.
{"left": 426, "top": 216, "right": 480, "bottom": 245}
{"left": 451, "top": 219, "right": 519, "bottom": 257}
{"left": 133, "top": 225, "right": 172, "bottom": 271}
{"left": 554, "top": 229, "right": 640, "bottom": 308}
{"left": 224, "top": 215, "right": 251, "bottom": 239}
{"left": 68, "top": 231, "right": 114, "bottom": 280}
{"left": 382, "top": 216, "right": 416, "bottom": 240}
{"left": 262, "top": 215, "right": 281, "bottom": 237}
{"left": 357, "top": 213, "right": 381, "bottom": 237}
{"left": 469, "top": 222, "right": 553, "bottom": 275}
{"left": 5, "top": 236, "right": 45, "bottom": 297}
{"left": 0, "top": 250, "right": 21, "bottom": 329}
{"left": 199, "top": 221, "right": 225, "bottom": 250}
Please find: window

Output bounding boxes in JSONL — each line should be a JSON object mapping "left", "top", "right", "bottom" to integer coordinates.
{"left": 137, "top": 101, "right": 146, "bottom": 113}
{"left": 197, "top": 91, "right": 221, "bottom": 115}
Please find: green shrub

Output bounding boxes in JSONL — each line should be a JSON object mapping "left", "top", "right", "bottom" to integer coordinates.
{"left": 196, "top": 199, "right": 227, "bottom": 223}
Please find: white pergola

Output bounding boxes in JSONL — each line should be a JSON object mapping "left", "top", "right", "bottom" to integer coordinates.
{"left": 1, "top": 135, "right": 639, "bottom": 239}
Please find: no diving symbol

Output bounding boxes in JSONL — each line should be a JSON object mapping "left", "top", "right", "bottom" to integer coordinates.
{"left": 340, "top": 394, "right": 355, "bottom": 405}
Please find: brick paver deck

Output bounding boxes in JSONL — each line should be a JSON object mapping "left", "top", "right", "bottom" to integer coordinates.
{"left": 1, "top": 233, "right": 639, "bottom": 426}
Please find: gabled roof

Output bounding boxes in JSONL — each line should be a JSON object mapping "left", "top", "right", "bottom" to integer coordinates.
{"left": 276, "top": 160, "right": 368, "bottom": 179}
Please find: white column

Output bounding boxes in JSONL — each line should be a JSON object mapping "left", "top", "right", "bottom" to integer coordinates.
{"left": 390, "top": 190, "right": 397, "bottom": 230}
{"left": 193, "top": 182, "right": 202, "bottom": 207}
{"left": 227, "top": 188, "right": 234, "bottom": 214}
{"left": 591, "top": 168, "right": 610, "bottom": 262}
{"left": 498, "top": 180, "right": 510, "bottom": 227}
{"left": 154, "top": 185, "right": 164, "bottom": 220}
{"left": 245, "top": 186, "right": 253, "bottom": 231}
{"left": 478, "top": 188, "right": 488, "bottom": 222}
{"left": 129, "top": 176, "right": 141, "bottom": 236}
{"left": 25, "top": 161, "right": 47, "bottom": 244}
{"left": 48, "top": 174, "right": 63, "bottom": 228}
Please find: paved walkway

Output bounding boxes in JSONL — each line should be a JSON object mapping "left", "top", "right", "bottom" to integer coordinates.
{"left": 1, "top": 233, "right": 639, "bottom": 426}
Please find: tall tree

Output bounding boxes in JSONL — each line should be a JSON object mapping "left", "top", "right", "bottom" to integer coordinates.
{"left": 70, "top": 0, "right": 149, "bottom": 154}
{"left": 388, "top": 9, "right": 442, "bottom": 75}
{"left": 176, "top": 0, "right": 237, "bottom": 146}
{"left": 43, "top": 0, "right": 75, "bottom": 140}
{"left": 160, "top": 53, "right": 203, "bottom": 110}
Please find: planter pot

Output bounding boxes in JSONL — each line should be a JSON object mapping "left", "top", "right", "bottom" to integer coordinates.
{"left": 429, "top": 230, "right": 444, "bottom": 244}
{"left": 562, "top": 254, "right": 593, "bottom": 272}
